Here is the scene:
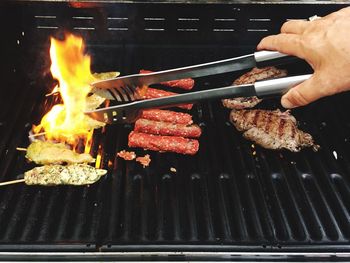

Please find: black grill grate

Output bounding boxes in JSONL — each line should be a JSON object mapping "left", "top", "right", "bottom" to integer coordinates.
{"left": 1, "top": 1, "right": 350, "bottom": 260}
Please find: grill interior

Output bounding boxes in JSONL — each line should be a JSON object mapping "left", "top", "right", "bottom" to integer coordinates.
{"left": 1, "top": 1, "right": 350, "bottom": 259}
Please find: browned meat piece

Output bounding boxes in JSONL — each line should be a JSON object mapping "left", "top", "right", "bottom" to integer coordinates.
{"left": 230, "top": 109, "right": 319, "bottom": 152}
{"left": 233, "top": 67, "right": 287, "bottom": 85}
{"left": 117, "top": 150, "right": 136, "bottom": 161}
{"left": 222, "top": 67, "right": 287, "bottom": 109}
{"left": 136, "top": 154, "right": 151, "bottom": 167}
{"left": 222, "top": 96, "right": 262, "bottom": 110}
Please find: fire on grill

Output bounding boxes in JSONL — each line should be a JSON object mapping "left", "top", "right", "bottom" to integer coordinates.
{"left": 33, "top": 34, "right": 106, "bottom": 145}
{"left": 5, "top": 34, "right": 110, "bottom": 186}
{"left": 1, "top": 32, "right": 203, "bottom": 186}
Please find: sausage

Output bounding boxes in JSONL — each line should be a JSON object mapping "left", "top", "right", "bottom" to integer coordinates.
{"left": 140, "top": 69, "right": 194, "bottom": 90}
{"left": 134, "top": 118, "right": 201, "bottom": 138}
{"left": 143, "top": 88, "right": 193, "bottom": 110}
{"left": 128, "top": 131, "right": 199, "bottom": 155}
{"left": 140, "top": 109, "right": 193, "bottom": 125}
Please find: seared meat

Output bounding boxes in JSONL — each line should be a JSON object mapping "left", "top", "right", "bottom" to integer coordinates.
{"left": 26, "top": 141, "right": 95, "bottom": 165}
{"left": 136, "top": 154, "right": 151, "bottom": 167}
{"left": 24, "top": 164, "right": 107, "bottom": 185}
{"left": 222, "top": 96, "right": 262, "bottom": 110}
{"left": 222, "top": 67, "right": 287, "bottom": 109}
{"left": 117, "top": 150, "right": 136, "bottom": 161}
{"left": 230, "top": 109, "right": 319, "bottom": 152}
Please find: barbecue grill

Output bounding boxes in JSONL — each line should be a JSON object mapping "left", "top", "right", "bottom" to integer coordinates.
{"left": 1, "top": 0, "right": 350, "bottom": 261}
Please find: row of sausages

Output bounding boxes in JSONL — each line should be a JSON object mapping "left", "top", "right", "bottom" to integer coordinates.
{"left": 128, "top": 71, "right": 201, "bottom": 155}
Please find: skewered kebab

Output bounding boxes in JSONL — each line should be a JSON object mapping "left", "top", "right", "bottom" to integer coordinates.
{"left": 0, "top": 164, "right": 107, "bottom": 186}
{"left": 85, "top": 93, "right": 107, "bottom": 112}
{"left": 230, "top": 109, "right": 319, "bottom": 152}
{"left": 87, "top": 71, "right": 120, "bottom": 111}
{"left": 44, "top": 71, "right": 119, "bottom": 129}
{"left": 222, "top": 67, "right": 287, "bottom": 109}
{"left": 26, "top": 140, "right": 95, "bottom": 165}
{"left": 25, "top": 164, "right": 106, "bottom": 185}
{"left": 23, "top": 164, "right": 106, "bottom": 186}
{"left": 83, "top": 71, "right": 122, "bottom": 128}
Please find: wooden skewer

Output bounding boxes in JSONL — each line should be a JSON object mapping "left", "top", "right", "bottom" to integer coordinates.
{"left": 28, "top": 132, "right": 47, "bottom": 139}
{"left": 0, "top": 179, "right": 25, "bottom": 186}
{"left": 45, "top": 91, "right": 60, "bottom": 97}
{"left": 16, "top": 147, "right": 27, "bottom": 152}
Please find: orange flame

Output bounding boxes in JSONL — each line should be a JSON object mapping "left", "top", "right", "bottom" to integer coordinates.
{"left": 34, "top": 34, "right": 95, "bottom": 146}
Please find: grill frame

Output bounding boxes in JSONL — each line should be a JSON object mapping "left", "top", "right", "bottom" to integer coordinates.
{"left": 1, "top": 1, "right": 350, "bottom": 261}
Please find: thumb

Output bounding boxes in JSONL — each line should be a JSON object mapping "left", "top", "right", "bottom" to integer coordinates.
{"left": 281, "top": 75, "right": 322, "bottom": 108}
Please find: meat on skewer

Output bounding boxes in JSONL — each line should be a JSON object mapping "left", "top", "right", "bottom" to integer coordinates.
{"left": 26, "top": 141, "right": 95, "bottom": 165}
{"left": 230, "top": 109, "right": 319, "bottom": 152}
{"left": 24, "top": 164, "right": 107, "bottom": 185}
{"left": 134, "top": 118, "right": 201, "bottom": 138}
{"left": 128, "top": 131, "right": 199, "bottom": 155}
{"left": 140, "top": 69, "right": 195, "bottom": 90}
{"left": 140, "top": 109, "right": 193, "bottom": 125}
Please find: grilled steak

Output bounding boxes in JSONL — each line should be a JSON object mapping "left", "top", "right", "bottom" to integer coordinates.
{"left": 230, "top": 109, "right": 319, "bottom": 152}
{"left": 222, "top": 66, "right": 287, "bottom": 109}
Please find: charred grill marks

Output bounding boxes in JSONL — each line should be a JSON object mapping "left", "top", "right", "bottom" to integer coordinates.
{"left": 230, "top": 109, "right": 319, "bottom": 152}
{"left": 222, "top": 66, "right": 287, "bottom": 110}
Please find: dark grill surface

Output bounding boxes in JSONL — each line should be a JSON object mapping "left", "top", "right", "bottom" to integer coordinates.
{"left": 1, "top": 1, "right": 350, "bottom": 257}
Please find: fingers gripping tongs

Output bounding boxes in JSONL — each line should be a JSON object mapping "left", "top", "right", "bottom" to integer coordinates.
{"left": 85, "top": 51, "right": 310, "bottom": 124}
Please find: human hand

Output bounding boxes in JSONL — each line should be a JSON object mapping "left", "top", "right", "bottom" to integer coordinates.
{"left": 257, "top": 7, "right": 350, "bottom": 108}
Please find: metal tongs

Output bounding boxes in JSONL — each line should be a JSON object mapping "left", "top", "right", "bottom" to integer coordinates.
{"left": 85, "top": 51, "right": 311, "bottom": 124}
